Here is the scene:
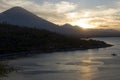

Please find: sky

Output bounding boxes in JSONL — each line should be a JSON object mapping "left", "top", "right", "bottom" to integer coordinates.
{"left": 0, "top": 0, "right": 120, "bottom": 29}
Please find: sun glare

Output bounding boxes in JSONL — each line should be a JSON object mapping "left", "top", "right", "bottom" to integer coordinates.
{"left": 73, "top": 19, "right": 95, "bottom": 29}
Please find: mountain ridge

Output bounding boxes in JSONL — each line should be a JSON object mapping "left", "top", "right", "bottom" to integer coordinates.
{"left": 0, "top": 6, "right": 120, "bottom": 37}
{"left": 0, "top": 6, "right": 60, "bottom": 32}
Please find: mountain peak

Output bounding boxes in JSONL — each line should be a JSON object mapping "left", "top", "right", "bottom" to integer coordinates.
{"left": 0, "top": 6, "right": 59, "bottom": 32}
{"left": 63, "top": 23, "right": 72, "bottom": 26}
{"left": 10, "top": 6, "right": 24, "bottom": 10}
{"left": 62, "top": 23, "right": 73, "bottom": 28}
{"left": 3, "top": 6, "right": 30, "bottom": 14}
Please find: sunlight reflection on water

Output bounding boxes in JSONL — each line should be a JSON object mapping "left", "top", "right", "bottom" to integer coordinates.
{"left": 80, "top": 66, "right": 96, "bottom": 80}
{"left": 2, "top": 37, "right": 120, "bottom": 80}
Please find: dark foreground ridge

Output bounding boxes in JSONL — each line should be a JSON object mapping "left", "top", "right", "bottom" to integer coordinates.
{"left": 0, "top": 23, "right": 112, "bottom": 59}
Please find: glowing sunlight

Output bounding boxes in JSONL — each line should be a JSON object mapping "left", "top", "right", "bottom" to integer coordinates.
{"left": 73, "top": 19, "right": 96, "bottom": 29}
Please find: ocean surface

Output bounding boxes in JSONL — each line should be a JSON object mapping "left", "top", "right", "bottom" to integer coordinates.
{"left": 2, "top": 37, "right": 120, "bottom": 80}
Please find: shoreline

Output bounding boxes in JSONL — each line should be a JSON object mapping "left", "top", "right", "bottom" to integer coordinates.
{"left": 0, "top": 44, "right": 113, "bottom": 61}
{"left": 0, "top": 23, "right": 113, "bottom": 60}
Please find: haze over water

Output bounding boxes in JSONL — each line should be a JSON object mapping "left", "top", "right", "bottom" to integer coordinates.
{"left": 2, "top": 37, "right": 120, "bottom": 80}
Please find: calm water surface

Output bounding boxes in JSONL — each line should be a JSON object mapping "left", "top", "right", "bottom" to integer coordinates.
{"left": 2, "top": 37, "right": 120, "bottom": 80}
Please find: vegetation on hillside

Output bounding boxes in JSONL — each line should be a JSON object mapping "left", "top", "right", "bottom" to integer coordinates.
{"left": 0, "top": 23, "right": 112, "bottom": 54}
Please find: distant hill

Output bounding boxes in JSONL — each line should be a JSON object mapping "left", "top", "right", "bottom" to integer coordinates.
{"left": 0, "top": 23, "right": 111, "bottom": 54}
{"left": 61, "top": 24, "right": 120, "bottom": 37}
{"left": 0, "top": 7, "right": 84, "bottom": 36}
{"left": 57, "top": 23, "right": 82, "bottom": 37}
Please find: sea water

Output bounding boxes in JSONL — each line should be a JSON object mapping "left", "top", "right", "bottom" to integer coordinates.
{"left": 2, "top": 37, "right": 120, "bottom": 80}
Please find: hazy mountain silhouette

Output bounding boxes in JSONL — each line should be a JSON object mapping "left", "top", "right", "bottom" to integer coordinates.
{"left": 0, "top": 7, "right": 83, "bottom": 36}
{"left": 0, "top": 7, "right": 60, "bottom": 32}
{"left": 0, "top": 6, "right": 120, "bottom": 37}
{"left": 0, "top": 7, "right": 85, "bottom": 36}
{"left": 61, "top": 23, "right": 120, "bottom": 37}
{"left": 59, "top": 23, "right": 84, "bottom": 36}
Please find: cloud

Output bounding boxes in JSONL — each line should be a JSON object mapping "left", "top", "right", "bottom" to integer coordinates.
{"left": 0, "top": 0, "right": 77, "bottom": 24}
{"left": 55, "top": 1, "right": 77, "bottom": 13}
{"left": 98, "top": 25, "right": 110, "bottom": 28}
{"left": 96, "top": 5, "right": 106, "bottom": 9}
{"left": 74, "top": 8, "right": 120, "bottom": 29}
{"left": 0, "top": 0, "right": 34, "bottom": 12}
{"left": 30, "top": 1, "right": 77, "bottom": 24}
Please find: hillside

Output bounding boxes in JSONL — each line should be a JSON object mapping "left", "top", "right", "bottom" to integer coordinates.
{"left": 61, "top": 24, "right": 120, "bottom": 37}
{"left": 0, "top": 23, "right": 112, "bottom": 54}
{"left": 0, "top": 7, "right": 60, "bottom": 32}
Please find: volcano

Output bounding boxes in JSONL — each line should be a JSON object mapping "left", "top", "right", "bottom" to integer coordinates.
{"left": 0, "top": 6, "right": 60, "bottom": 32}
